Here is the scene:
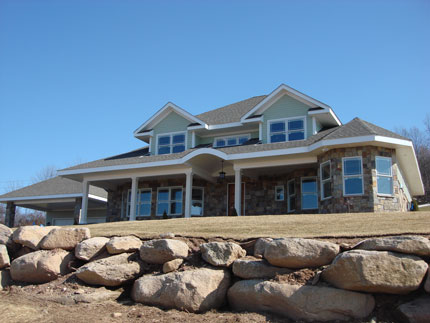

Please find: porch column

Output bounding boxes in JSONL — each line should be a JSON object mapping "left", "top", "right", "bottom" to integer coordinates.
{"left": 5, "top": 202, "right": 16, "bottom": 228}
{"left": 234, "top": 168, "right": 242, "bottom": 216}
{"left": 184, "top": 170, "right": 193, "bottom": 218}
{"left": 312, "top": 117, "right": 317, "bottom": 135}
{"left": 259, "top": 122, "right": 263, "bottom": 141}
{"left": 73, "top": 197, "right": 82, "bottom": 225}
{"left": 81, "top": 180, "right": 89, "bottom": 224}
{"left": 130, "top": 177, "right": 138, "bottom": 221}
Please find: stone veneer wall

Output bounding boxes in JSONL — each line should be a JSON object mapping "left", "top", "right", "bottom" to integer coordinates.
{"left": 318, "top": 146, "right": 410, "bottom": 213}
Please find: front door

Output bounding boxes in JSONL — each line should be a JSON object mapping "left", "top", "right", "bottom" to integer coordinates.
{"left": 227, "top": 183, "right": 245, "bottom": 216}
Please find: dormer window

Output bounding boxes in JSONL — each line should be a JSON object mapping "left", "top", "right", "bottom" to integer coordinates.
{"left": 157, "top": 132, "right": 186, "bottom": 155}
{"left": 269, "top": 117, "right": 305, "bottom": 143}
{"left": 214, "top": 134, "right": 250, "bottom": 147}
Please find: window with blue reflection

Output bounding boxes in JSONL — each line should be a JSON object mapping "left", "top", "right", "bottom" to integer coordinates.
{"left": 376, "top": 157, "right": 393, "bottom": 195}
{"left": 270, "top": 122, "right": 285, "bottom": 132}
{"left": 343, "top": 157, "right": 363, "bottom": 195}
{"left": 271, "top": 133, "right": 286, "bottom": 143}
{"left": 301, "top": 178, "right": 318, "bottom": 209}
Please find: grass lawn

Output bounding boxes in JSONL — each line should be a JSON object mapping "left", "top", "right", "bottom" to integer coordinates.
{"left": 419, "top": 205, "right": 430, "bottom": 212}
{"left": 83, "top": 211, "right": 430, "bottom": 240}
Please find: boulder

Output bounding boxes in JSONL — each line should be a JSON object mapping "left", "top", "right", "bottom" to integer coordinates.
{"left": 425, "top": 268, "right": 430, "bottom": 293}
{"left": 39, "top": 227, "right": 91, "bottom": 250}
{"left": 398, "top": 297, "right": 430, "bottom": 323}
{"left": 75, "top": 237, "right": 110, "bottom": 261}
{"left": 132, "top": 268, "right": 231, "bottom": 313}
{"left": 10, "top": 249, "right": 74, "bottom": 283}
{"left": 140, "top": 239, "right": 189, "bottom": 264}
{"left": 232, "top": 257, "right": 292, "bottom": 279}
{"left": 0, "top": 223, "right": 13, "bottom": 246}
{"left": 106, "top": 236, "right": 142, "bottom": 254}
{"left": 200, "top": 242, "right": 246, "bottom": 267}
{"left": 355, "top": 236, "right": 430, "bottom": 257}
{"left": 322, "top": 250, "right": 428, "bottom": 294}
{"left": 53, "top": 287, "right": 122, "bottom": 305}
{"left": 76, "top": 253, "right": 144, "bottom": 287}
{"left": 163, "top": 258, "right": 183, "bottom": 273}
{"left": 12, "top": 226, "right": 57, "bottom": 250}
{"left": 0, "top": 269, "right": 12, "bottom": 290}
{"left": 228, "top": 280, "right": 375, "bottom": 322}
{"left": 0, "top": 244, "right": 10, "bottom": 268}
{"left": 253, "top": 238, "right": 272, "bottom": 258}
{"left": 264, "top": 238, "right": 340, "bottom": 268}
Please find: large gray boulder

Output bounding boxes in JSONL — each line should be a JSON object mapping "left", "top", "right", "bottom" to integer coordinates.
{"left": 0, "top": 269, "right": 11, "bottom": 290}
{"left": 232, "top": 257, "right": 292, "bottom": 279}
{"left": 39, "top": 227, "right": 91, "bottom": 250}
{"left": 253, "top": 238, "right": 273, "bottom": 258}
{"left": 106, "top": 236, "right": 142, "bottom": 254}
{"left": 140, "top": 239, "right": 189, "bottom": 264}
{"left": 398, "top": 297, "right": 430, "bottom": 323}
{"left": 355, "top": 236, "right": 430, "bottom": 257}
{"left": 132, "top": 268, "right": 231, "bottom": 313}
{"left": 0, "top": 224, "right": 13, "bottom": 246}
{"left": 322, "top": 250, "right": 428, "bottom": 294}
{"left": 228, "top": 280, "right": 375, "bottom": 322}
{"left": 200, "top": 242, "right": 246, "bottom": 267}
{"left": 10, "top": 249, "right": 74, "bottom": 283}
{"left": 76, "top": 253, "right": 144, "bottom": 287}
{"left": 75, "top": 237, "right": 110, "bottom": 261}
{"left": 12, "top": 226, "right": 58, "bottom": 250}
{"left": 0, "top": 244, "right": 10, "bottom": 268}
{"left": 264, "top": 238, "right": 340, "bottom": 268}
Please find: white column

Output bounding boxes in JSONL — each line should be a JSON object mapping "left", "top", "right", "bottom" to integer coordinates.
{"left": 234, "top": 168, "right": 242, "bottom": 216}
{"left": 130, "top": 177, "right": 138, "bottom": 221}
{"left": 258, "top": 122, "right": 263, "bottom": 141}
{"left": 148, "top": 137, "right": 152, "bottom": 154}
{"left": 185, "top": 170, "right": 193, "bottom": 218}
{"left": 191, "top": 131, "right": 196, "bottom": 148}
{"left": 312, "top": 117, "right": 317, "bottom": 135}
{"left": 80, "top": 180, "right": 89, "bottom": 224}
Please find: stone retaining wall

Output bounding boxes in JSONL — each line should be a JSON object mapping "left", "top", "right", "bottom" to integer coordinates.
{"left": 1, "top": 223, "right": 429, "bottom": 322}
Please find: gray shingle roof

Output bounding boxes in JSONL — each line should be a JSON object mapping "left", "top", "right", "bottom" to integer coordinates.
{"left": 195, "top": 95, "right": 267, "bottom": 125}
{"left": 59, "top": 118, "right": 409, "bottom": 173}
{"left": 0, "top": 177, "right": 107, "bottom": 200}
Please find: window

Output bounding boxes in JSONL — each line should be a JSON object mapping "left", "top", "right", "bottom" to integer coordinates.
{"left": 157, "top": 132, "right": 186, "bottom": 155}
{"left": 157, "top": 187, "right": 183, "bottom": 216}
{"left": 275, "top": 186, "right": 284, "bottom": 201}
{"left": 269, "top": 117, "right": 305, "bottom": 143}
{"left": 125, "top": 189, "right": 152, "bottom": 217}
{"left": 191, "top": 187, "right": 204, "bottom": 216}
{"left": 214, "top": 134, "right": 250, "bottom": 147}
{"left": 376, "top": 157, "right": 393, "bottom": 195}
{"left": 301, "top": 177, "right": 318, "bottom": 209}
{"left": 343, "top": 157, "right": 364, "bottom": 196}
{"left": 320, "top": 161, "right": 332, "bottom": 200}
{"left": 287, "top": 179, "right": 296, "bottom": 212}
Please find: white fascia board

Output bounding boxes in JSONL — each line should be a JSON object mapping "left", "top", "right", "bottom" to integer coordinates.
{"left": 242, "top": 117, "right": 263, "bottom": 123}
{"left": 88, "top": 194, "right": 108, "bottom": 202}
{"left": 308, "top": 108, "right": 342, "bottom": 126}
{"left": 241, "top": 84, "right": 332, "bottom": 122}
{"left": 187, "top": 125, "right": 206, "bottom": 130}
{"left": 0, "top": 193, "right": 82, "bottom": 203}
{"left": 133, "top": 102, "right": 206, "bottom": 136}
{"left": 207, "top": 122, "right": 243, "bottom": 130}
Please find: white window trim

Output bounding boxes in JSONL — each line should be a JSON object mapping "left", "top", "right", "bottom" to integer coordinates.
{"left": 320, "top": 160, "right": 332, "bottom": 200}
{"left": 275, "top": 185, "right": 285, "bottom": 201}
{"left": 267, "top": 116, "right": 307, "bottom": 144}
{"left": 191, "top": 186, "right": 204, "bottom": 216}
{"left": 156, "top": 186, "right": 183, "bottom": 216}
{"left": 156, "top": 131, "right": 187, "bottom": 155}
{"left": 301, "top": 176, "right": 318, "bottom": 210}
{"left": 213, "top": 134, "right": 251, "bottom": 147}
{"left": 127, "top": 188, "right": 152, "bottom": 217}
{"left": 342, "top": 156, "right": 364, "bottom": 196}
{"left": 287, "top": 179, "right": 296, "bottom": 212}
{"left": 376, "top": 156, "right": 393, "bottom": 197}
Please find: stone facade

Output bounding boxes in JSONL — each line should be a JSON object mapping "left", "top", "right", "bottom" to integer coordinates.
{"left": 105, "top": 145, "right": 411, "bottom": 221}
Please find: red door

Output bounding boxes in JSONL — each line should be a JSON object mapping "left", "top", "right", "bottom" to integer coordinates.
{"left": 227, "top": 183, "right": 245, "bottom": 216}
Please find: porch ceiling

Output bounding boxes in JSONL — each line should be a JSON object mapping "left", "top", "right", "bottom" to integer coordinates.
{"left": 13, "top": 199, "right": 105, "bottom": 212}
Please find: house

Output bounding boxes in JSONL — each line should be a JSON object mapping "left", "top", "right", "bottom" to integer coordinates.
{"left": 1, "top": 84, "right": 424, "bottom": 226}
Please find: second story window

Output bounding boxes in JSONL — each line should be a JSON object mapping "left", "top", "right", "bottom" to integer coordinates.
{"left": 269, "top": 118, "right": 305, "bottom": 143}
{"left": 157, "top": 132, "right": 186, "bottom": 155}
{"left": 214, "top": 134, "right": 250, "bottom": 147}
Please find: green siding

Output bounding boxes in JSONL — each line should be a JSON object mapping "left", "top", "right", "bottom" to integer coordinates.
{"left": 151, "top": 111, "right": 191, "bottom": 153}
{"left": 262, "top": 94, "right": 312, "bottom": 143}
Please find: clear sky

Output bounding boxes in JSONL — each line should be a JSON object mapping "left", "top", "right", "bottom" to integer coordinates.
{"left": 0, "top": 0, "right": 429, "bottom": 192}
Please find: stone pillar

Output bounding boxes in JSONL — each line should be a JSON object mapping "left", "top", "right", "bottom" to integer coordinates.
{"left": 73, "top": 197, "right": 82, "bottom": 225}
{"left": 235, "top": 168, "right": 242, "bottom": 216}
{"left": 185, "top": 170, "right": 193, "bottom": 218}
{"left": 81, "top": 180, "right": 89, "bottom": 224}
{"left": 5, "top": 202, "right": 16, "bottom": 228}
{"left": 130, "top": 177, "right": 138, "bottom": 221}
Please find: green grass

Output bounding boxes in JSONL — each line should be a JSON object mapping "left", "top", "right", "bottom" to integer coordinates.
{"left": 79, "top": 211, "right": 430, "bottom": 240}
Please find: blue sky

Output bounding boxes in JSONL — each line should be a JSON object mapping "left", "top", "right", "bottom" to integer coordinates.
{"left": 0, "top": 0, "right": 429, "bottom": 192}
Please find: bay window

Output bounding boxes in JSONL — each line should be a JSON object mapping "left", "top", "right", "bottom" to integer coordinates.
{"left": 320, "top": 161, "right": 332, "bottom": 200}
{"left": 301, "top": 177, "right": 318, "bottom": 209}
{"left": 343, "top": 157, "right": 364, "bottom": 196}
{"left": 376, "top": 156, "right": 393, "bottom": 195}
{"left": 287, "top": 179, "right": 296, "bottom": 212}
